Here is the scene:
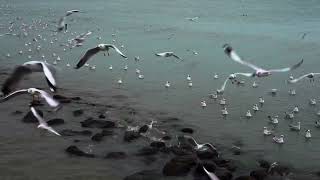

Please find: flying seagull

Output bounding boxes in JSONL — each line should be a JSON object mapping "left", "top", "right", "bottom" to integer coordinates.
{"left": 223, "top": 44, "right": 303, "bottom": 77}
{"left": 155, "top": 52, "right": 182, "bottom": 61}
{"left": 1, "top": 61, "right": 57, "bottom": 95}
{"left": 217, "top": 72, "right": 252, "bottom": 94}
{"left": 30, "top": 106, "right": 61, "bottom": 136}
{"left": 203, "top": 166, "right": 220, "bottom": 180}
{"left": 0, "top": 88, "right": 61, "bottom": 110}
{"left": 57, "top": 10, "right": 80, "bottom": 32}
{"left": 288, "top": 73, "right": 320, "bottom": 83}
{"left": 75, "top": 44, "right": 127, "bottom": 69}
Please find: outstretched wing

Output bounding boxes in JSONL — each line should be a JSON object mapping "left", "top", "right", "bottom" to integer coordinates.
{"left": 155, "top": 52, "right": 167, "bottom": 57}
{"left": 203, "top": 166, "right": 220, "bottom": 180}
{"left": 0, "top": 89, "right": 28, "bottom": 102}
{"left": 75, "top": 47, "right": 101, "bottom": 69}
{"left": 218, "top": 77, "right": 230, "bottom": 92}
{"left": 223, "top": 44, "right": 262, "bottom": 71}
{"left": 40, "top": 62, "right": 57, "bottom": 92}
{"left": 47, "top": 126, "right": 61, "bottom": 136}
{"left": 1, "top": 66, "right": 32, "bottom": 95}
{"left": 35, "top": 89, "right": 60, "bottom": 109}
{"left": 30, "top": 106, "right": 47, "bottom": 126}
{"left": 288, "top": 72, "right": 320, "bottom": 83}
{"left": 109, "top": 44, "right": 127, "bottom": 58}
{"left": 172, "top": 54, "right": 182, "bottom": 60}
{"left": 57, "top": 17, "right": 66, "bottom": 31}
{"left": 269, "top": 59, "right": 304, "bottom": 73}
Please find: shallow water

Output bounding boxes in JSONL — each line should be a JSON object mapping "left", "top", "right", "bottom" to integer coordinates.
{"left": 1, "top": 0, "right": 320, "bottom": 179}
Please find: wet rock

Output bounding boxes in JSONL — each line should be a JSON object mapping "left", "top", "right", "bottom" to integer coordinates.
{"left": 269, "top": 164, "right": 291, "bottom": 176}
{"left": 250, "top": 169, "right": 268, "bottom": 180}
{"left": 105, "top": 152, "right": 127, "bottom": 159}
{"left": 101, "top": 130, "right": 113, "bottom": 136}
{"left": 124, "top": 170, "right": 163, "bottom": 180}
{"left": 231, "top": 146, "right": 242, "bottom": 155}
{"left": 91, "top": 133, "right": 105, "bottom": 142}
{"left": 80, "top": 118, "right": 115, "bottom": 128}
{"left": 169, "top": 145, "right": 193, "bottom": 156}
{"left": 11, "top": 110, "right": 23, "bottom": 115}
{"left": 162, "top": 155, "right": 197, "bottom": 176}
{"left": 216, "top": 160, "right": 237, "bottom": 172}
{"left": 98, "top": 114, "right": 106, "bottom": 119}
{"left": 181, "top": 127, "right": 194, "bottom": 134}
{"left": 215, "top": 168, "right": 233, "bottom": 180}
{"left": 257, "top": 159, "right": 270, "bottom": 169}
{"left": 138, "top": 125, "right": 149, "bottom": 133}
{"left": 150, "top": 141, "right": 166, "bottom": 149}
{"left": 47, "top": 118, "right": 65, "bottom": 126}
{"left": 53, "top": 94, "right": 71, "bottom": 103}
{"left": 124, "top": 130, "right": 141, "bottom": 142}
{"left": 60, "top": 129, "right": 92, "bottom": 136}
{"left": 71, "top": 97, "right": 81, "bottom": 101}
{"left": 65, "top": 145, "right": 95, "bottom": 158}
{"left": 22, "top": 109, "right": 43, "bottom": 123}
{"left": 235, "top": 176, "right": 255, "bottom": 180}
{"left": 197, "top": 148, "right": 219, "bottom": 160}
{"left": 136, "top": 147, "right": 159, "bottom": 156}
{"left": 161, "top": 135, "right": 171, "bottom": 141}
{"left": 73, "top": 109, "right": 84, "bottom": 117}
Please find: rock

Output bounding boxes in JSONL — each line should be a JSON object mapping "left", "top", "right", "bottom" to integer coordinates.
{"left": 181, "top": 128, "right": 194, "bottom": 134}
{"left": 136, "top": 147, "right": 159, "bottom": 156}
{"left": 257, "top": 159, "right": 270, "bottom": 169}
{"left": 169, "top": 145, "right": 193, "bottom": 156}
{"left": 124, "top": 130, "right": 141, "bottom": 142}
{"left": 22, "top": 109, "right": 43, "bottom": 123}
{"left": 47, "top": 118, "right": 65, "bottom": 126}
{"left": 150, "top": 141, "right": 166, "bottom": 149}
{"left": 80, "top": 118, "right": 115, "bottom": 128}
{"left": 250, "top": 169, "right": 268, "bottom": 180}
{"left": 65, "top": 145, "right": 95, "bottom": 158}
{"left": 215, "top": 168, "right": 233, "bottom": 180}
{"left": 218, "top": 160, "right": 237, "bottom": 172}
{"left": 124, "top": 170, "right": 163, "bottom": 180}
{"left": 105, "top": 152, "right": 127, "bottom": 159}
{"left": 53, "top": 94, "right": 71, "bottom": 103}
{"left": 161, "top": 135, "right": 171, "bottom": 141}
{"left": 197, "top": 149, "right": 219, "bottom": 160}
{"left": 91, "top": 133, "right": 105, "bottom": 142}
{"left": 71, "top": 97, "right": 81, "bottom": 101}
{"left": 60, "top": 129, "right": 92, "bottom": 136}
{"left": 162, "top": 155, "right": 197, "bottom": 176}
{"left": 73, "top": 109, "right": 84, "bottom": 117}
{"left": 98, "top": 114, "right": 106, "bottom": 119}
{"left": 269, "top": 164, "right": 291, "bottom": 176}
{"left": 231, "top": 146, "right": 242, "bottom": 155}
{"left": 235, "top": 176, "right": 255, "bottom": 180}
{"left": 11, "top": 110, "right": 23, "bottom": 115}
{"left": 138, "top": 125, "right": 149, "bottom": 133}
{"left": 101, "top": 130, "right": 113, "bottom": 136}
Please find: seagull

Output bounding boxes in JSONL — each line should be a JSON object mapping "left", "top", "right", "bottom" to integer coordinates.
{"left": 136, "top": 69, "right": 141, "bottom": 74}
{"left": 117, "top": 78, "right": 123, "bottom": 85}
{"left": 259, "top": 97, "right": 265, "bottom": 104}
{"left": 187, "top": 74, "right": 191, "bottom": 81}
{"left": 188, "top": 81, "right": 193, "bottom": 87}
{"left": 270, "top": 89, "right": 278, "bottom": 95}
{"left": 185, "top": 17, "right": 199, "bottom": 22}
{"left": 165, "top": 81, "right": 171, "bottom": 88}
{"left": 315, "top": 120, "right": 320, "bottom": 128}
{"left": 30, "top": 107, "right": 61, "bottom": 136}
{"left": 310, "top": 99, "right": 316, "bottom": 105}
{"left": 288, "top": 89, "right": 296, "bottom": 96}
{"left": 75, "top": 44, "right": 127, "bottom": 69}
{"left": 0, "top": 88, "right": 61, "bottom": 109}
{"left": 253, "top": 104, "right": 259, "bottom": 111}
{"left": 289, "top": 74, "right": 294, "bottom": 80}
{"left": 246, "top": 110, "right": 252, "bottom": 118}
{"left": 1, "top": 61, "right": 57, "bottom": 95}
{"left": 288, "top": 73, "right": 320, "bottom": 83}
{"left": 268, "top": 115, "right": 279, "bottom": 124}
{"left": 305, "top": 130, "right": 311, "bottom": 139}
{"left": 293, "top": 106, "right": 299, "bottom": 113}
{"left": 201, "top": 100, "right": 207, "bottom": 108}
{"left": 263, "top": 127, "right": 273, "bottom": 136}
{"left": 203, "top": 166, "right": 220, "bottom": 180}
{"left": 209, "top": 93, "right": 218, "bottom": 99}
{"left": 109, "top": 65, "right": 113, "bottom": 70}
{"left": 155, "top": 52, "right": 182, "bottom": 61}
{"left": 182, "top": 135, "right": 217, "bottom": 151}
{"left": 221, "top": 107, "right": 228, "bottom": 115}
{"left": 217, "top": 73, "right": 252, "bottom": 94}
{"left": 123, "top": 65, "right": 128, "bottom": 71}
{"left": 219, "top": 98, "right": 226, "bottom": 105}
{"left": 289, "top": 121, "right": 301, "bottom": 131}
{"left": 138, "top": 74, "right": 144, "bottom": 79}
{"left": 213, "top": 73, "right": 219, "bottom": 79}
{"left": 252, "top": 81, "right": 258, "bottom": 88}
{"left": 223, "top": 44, "right": 304, "bottom": 77}
{"left": 285, "top": 112, "right": 294, "bottom": 119}
{"left": 273, "top": 135, "right": 284, "bottom": 144}
{"left": 57, "top": 10, "right": 80, "bottom": 32}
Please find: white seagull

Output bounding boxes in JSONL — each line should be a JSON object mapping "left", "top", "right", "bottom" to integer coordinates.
{"left": 246, "top": 110, "right": 252, "bottom": 118}
{"left": 288, "top": 73, "right": 320, "bottom": 83}
{"left": 0, "top": 88, "right": 61, "bottom": 109}
{"left": 273, "top": 135, "right": 284, "bottom": 144}
{"left": 75, "top": 44, "right": 127, "bottom": 69}
{"left": 289, "top": 121, "right": 301, "bottom": 131}
{"left": 203, "top": 166, "right": 220, "bottom": 180}
{"left": 30, "top": 107, "right": 61, "bottom": 136}
{"left": 223, "top": 44, "right": 303, "bottom": 77}
{"left": 183, "top": 135, "right": 217, "bottom": 151}
{"left": 201, "top": 100, "right": 207, "bottom": 108}
{"left": 263, "top": 127, "right": 273, "bottom": 136}
{"left": 268, "top": 115, "right": 279, "bottom": 124}
{"left": 305, "top": 130, "right": 311, "bottom": 139}
{"left": 217, "top": 73, "right": 252, "bottom": 94}
{"left": 1, "top": 61, "right": 57, "bottom": 95}
{"left": 155, "top": 52, "right": 182, "bottom": 61}
{"left": 57, "top": 10, "right": 80, "bottom": 32}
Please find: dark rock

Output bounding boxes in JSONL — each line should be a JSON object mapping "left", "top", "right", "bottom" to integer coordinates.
{"left": 29, "top": 100, "right": 44, "bottom": 107}
{"left": 150, "top": 141, "right": 166, "bottom": 149}
{"left": 197, "top": 149, "right": 219, "bottom": 160}
{"left": 47, "top": 118, "right": 65, "bottom": 126}
{"left": 73, "top": 109, "right": 84, "bottom": 117}
{"left": 101, "top": 129, "right": 113, "bottom": 136}
{"left": 22, "top": 109, "right": 43, "bottom": 123}
{"left": 213, "top": 158, "right": 230, "bottom": 166}
{"left": 105, "top": 152, "right": 127, "bottom": 159}
{"left": 169, "top": 145, "right": 193, "bottom": 156}
{"left": 124, "top": 170, "right": 163, "bottom": 180}
{"left": 91, "top": 133, "right": 105, "bottom": 142}
{"left": 161, "top": 135, "right": 171, "bottom": 141}
{"left": 231, "top": 146, "right": 242, "bottom": 155}
{"left": 11, "top": 110, "right": 23, "bottom": 115}
{"left": 65, "top": 145, "right": 95, "bottom": 158}
{"left": 235, "top": 176, "right": 255, "bottom": 180}
{"left": 269, "top": 164, "right": 291, "bottom": 176}
{"left": 257, "top": 159, "right": 270, "bottom": 169}
{"left": 80, "top": 118, "right": 115, "bottom": 128}
{"left": 71, "top": 97, "right": 81, "bottom": 101}
{"left": 138, "top": 125, "right": 149, "bottom": 133}
{"left": 218, "top": 160, "right": 237, "bottom": 172}
{"left": 98, "top": 114, "right": 106, "bottom": 119}
{"left": 162, "top": 155, "right": 197, "bottom": 176}
{"left": 73, "top": 139, "right": 81, "bottom": 143}
{"left": 124, "top": 130, "right": 141, "bottom": 142}
{"left": 181, "top": 128, "right": 194, "bottom": 134}
{"left": 136, "top": 147, "right": 159, "bottom": 156}
{"left": 53, "top": 94, "right": 71, "bottom": 103}
{"left": 250, "top": 169, "right": 268, "bottom": 180}
{"left": 215, "top": 168, "right": 233, "bottom": 180}
{"left": 60, "top": 129, "right": 92, "bottom": 136}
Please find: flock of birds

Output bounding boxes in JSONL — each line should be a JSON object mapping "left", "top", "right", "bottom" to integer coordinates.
{"left": 1, "top": 7, "right": 320, "bottom": 179}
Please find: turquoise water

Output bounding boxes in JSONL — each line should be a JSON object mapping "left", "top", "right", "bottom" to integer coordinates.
{"left": 1, "top": 0, "right": 320, "bottom": 179}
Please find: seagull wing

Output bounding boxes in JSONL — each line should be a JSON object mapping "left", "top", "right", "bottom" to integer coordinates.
{"left": 34, "top": 89, "right": 60, "bottom": 108}
{"left": 75, "top": 46, "right": 101, "bottom": 69}
{"left": 204, "top": 143, "right": 217, "bottom": 151}
{"left": 234, "top": 72, "right": 253, "bottom": 77}
{"left": 223, "top": 44, "right": 262, "bottom": 71}
{"left": 203, "top": 166, "right": 220, "bottom": 180}
{"left": 46, "top": 126, "right": 61, "bottom": 136}
{"left": 57, "top": 17, "right": 65, "bottom": 31}
{"left": 289, "top": 73, "right": 320, "bottom": 83}
{"left": 218, "top": 77, "right": 230, "bottom": 92}
{"left": 172, "top": 54, "right": 182, "bottom": 60}
{"left": 155, "top": 52, "right": 167, "bottom": 57}
{"left": 30, "top": 106, "right": 47, "bottom": 126}
{"left": 0, "top": 89, "right": 28, "bottom": 102}
{"left": 269, "top": 59, "right": 304, "bottom": 72}
{"left": 40, "top": 62, "right": 57, "bottom": 92}
{"left": 1, "top": 66, "right": 32, "bottom": 95}
{"left": 109, "top": 44, "right": 127, "bottom": 58}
